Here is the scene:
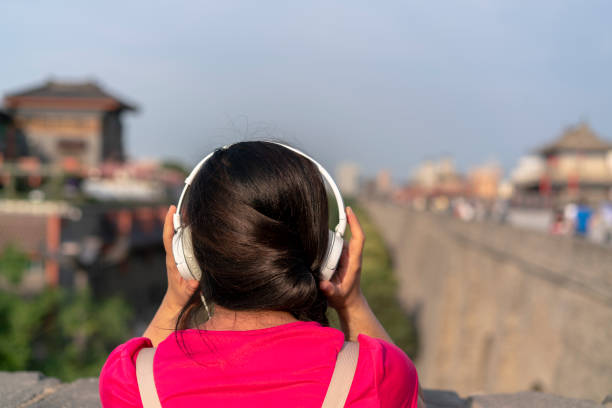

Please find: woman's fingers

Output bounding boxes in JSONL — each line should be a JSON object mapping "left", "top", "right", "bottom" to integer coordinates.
{"left": 344, "top": 206, "right": 364, "bottom": 281}
{"left": 163, "top": 205, "right": 176, "bottom": 254}
{"left": 319, "top": 280, "right": 336, "bottom": 297}
{"left": 347, "top": 206, "right": 365, "bottom": 259}
{"left": 319, "top": 207, "right": 367, "bottom": 310}
{"left": 346, "top": 206, "right": 363, "bottom": 238}
{"left": 163, "top": 206, "right": 182, "bottom": 282}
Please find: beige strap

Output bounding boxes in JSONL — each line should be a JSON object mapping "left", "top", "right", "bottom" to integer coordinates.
{"left": 135, "top": 342, "right": 359, "bottom": 408}
{"left": 136, "top": 347, "right": 162, "bottom": 408}
{"left": 321, "top": 341, "right": 360, "bottom": 408}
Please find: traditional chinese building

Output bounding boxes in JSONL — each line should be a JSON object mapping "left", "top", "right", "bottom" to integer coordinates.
{"left": 513, "top": 122, "right": 612, "bottom": 204}
{"left": 3, "top": 80, "right": 137, "bottom": 168}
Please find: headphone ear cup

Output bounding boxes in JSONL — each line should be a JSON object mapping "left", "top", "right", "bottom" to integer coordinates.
{"left": 172, "top": 229, "right": 191, "bottom": 280}
{"left": 181, "top": 226, "right": 202, "bottom": 280}
{"left": 320, "top": 230, "right": 344, "bottom": 281}
{"left": 172, "top": 226, "right": 201, "bottom": 280}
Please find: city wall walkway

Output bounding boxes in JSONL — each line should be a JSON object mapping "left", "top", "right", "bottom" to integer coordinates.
{"left": 2, "top": 200, "right": 611, "bottom": 407}
{"left": 362, "top": 199, "right": 612, "bottom": 403}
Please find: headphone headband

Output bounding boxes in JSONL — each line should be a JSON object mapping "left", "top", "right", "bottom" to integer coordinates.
{"left": 173, "top": 142, "right": 347, "bottom": 236}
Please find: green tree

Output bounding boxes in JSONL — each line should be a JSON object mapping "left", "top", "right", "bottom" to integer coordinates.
{"left": 161, "top": 160, "right": 189, "bottom": 176}
{"left": 0, "top": 245, "right": 133, "bottom": 381}
{"left": 0, "top": 244, "right": 28, "bottom": 284}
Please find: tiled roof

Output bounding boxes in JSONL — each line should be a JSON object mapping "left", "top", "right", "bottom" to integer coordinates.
{"left": 538, "top": 122, "right": 612, "bottom": 154}
{"left": 5, "top": 80, "right": 137, "bottom": 111}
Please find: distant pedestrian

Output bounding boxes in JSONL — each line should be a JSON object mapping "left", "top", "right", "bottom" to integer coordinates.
{"left": 574, "top": 203, "right": 593, "bottom": 237}
{"left": 600, "top": 201, "right": 612, "bottom": 244}
{"left": 550, "top": 209, "right": 566, "bottom": 235}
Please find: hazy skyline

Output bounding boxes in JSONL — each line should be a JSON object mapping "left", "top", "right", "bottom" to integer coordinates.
{"left": 3, "top": 1, "right": 611, "bottom": 182}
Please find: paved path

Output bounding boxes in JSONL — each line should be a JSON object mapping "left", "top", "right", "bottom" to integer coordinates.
{"left": 361, "top": 198, "right": 612, "bottom": 403}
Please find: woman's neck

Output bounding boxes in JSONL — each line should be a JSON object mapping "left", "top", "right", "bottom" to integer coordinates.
{"left": 197, "top": 305, "right": 299, "bottom": 331}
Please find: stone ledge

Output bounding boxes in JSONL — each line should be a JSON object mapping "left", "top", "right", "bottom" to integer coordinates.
{"left": 423, "top": 389, "right": 610, "bottom": 407}
{"left": 0, "top": 372, "right": 608, "bottom": 407}
{"left": 467, "top": 391, "right": 606, "bottom": 408}
{"left": 0, "top": 372, "right": 100, "bottom": 408}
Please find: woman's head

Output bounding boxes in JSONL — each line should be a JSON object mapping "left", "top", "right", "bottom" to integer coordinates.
{"left": 176, "top": 141, "right": 330, "bottom": 329}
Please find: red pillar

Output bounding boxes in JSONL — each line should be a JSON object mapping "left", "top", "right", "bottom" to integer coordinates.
{"left": 45, "top": 214, "right": 61, "bottom": 286}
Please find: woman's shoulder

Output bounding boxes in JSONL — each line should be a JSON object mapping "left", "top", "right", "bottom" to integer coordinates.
{"left": 350, "top": 334, "right": 419, "bottom": 407}
{"left": 99, "top": 336, "right": 152, "bottom": 408}
{"left": 356, "top": 334, "right": 418, "bottom": 377}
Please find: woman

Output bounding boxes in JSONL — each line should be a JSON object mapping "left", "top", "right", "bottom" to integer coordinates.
{"left": 99, "top": 141, "right": 421, "bottom": 407}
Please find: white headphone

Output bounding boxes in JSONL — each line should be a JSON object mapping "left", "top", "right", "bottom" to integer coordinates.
{"left": 171, "top": 141, "right": 347, "bottom": 283}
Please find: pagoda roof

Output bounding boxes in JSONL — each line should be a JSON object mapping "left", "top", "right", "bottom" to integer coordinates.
{"left": 4, "top": 80, "right": 138, "bottom": 112}
{"left": 538, "top": 122, "right": 612, "bottom": 155}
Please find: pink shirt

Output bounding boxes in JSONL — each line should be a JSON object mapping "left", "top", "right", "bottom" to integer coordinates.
{"left": 99, "top": 321, "right": 419, "bottom": 407}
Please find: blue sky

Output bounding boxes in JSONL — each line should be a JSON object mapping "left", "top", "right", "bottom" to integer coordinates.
{"left": 2, "top": 1, "right": 611, "bottom": 182}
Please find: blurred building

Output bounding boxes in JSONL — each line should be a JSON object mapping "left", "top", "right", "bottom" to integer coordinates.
{"left": 0, "top": 80, "right": 185, "bottom": 298}
{"left": 513, "top": 122, "right": 612, "bottom": 205}
{"left": 375, "top": 169, "right": 393, "bottom": 196}
{"left": 3, "top": 80, "right": 137, "bottom": 167}
{"left": 394, "top": 157, "right": 467, "bottom": 209}
{"left": 335, "top": 161, "right": 360, "bottom": 197}
{"left": 510, "top": 155, "right": 546, "bottom": 185}
{"left": 468, "top": 162, "right": 501, "bottom": 201}
{"left": 412, "top": 157, "right": 465, "bottom": 195}
{"left": 412, "top": 157, "right": 461, "bottom": 190}
{"left": 0, "top": 200, "right": 81, "bottom": 288}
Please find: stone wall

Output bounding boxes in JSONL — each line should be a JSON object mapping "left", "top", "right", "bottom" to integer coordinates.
{"left": 0, "top": 372, "right": 100, "bottom": 408}
{"left": 362, "top": 200, "right": 612, "bottom": 403}
{"left": 1, "top": 372, "right": 608, "bottom": 407}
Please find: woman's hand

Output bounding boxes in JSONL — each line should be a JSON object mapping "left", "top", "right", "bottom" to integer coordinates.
{"left": 162, "top": 205, "right": 199, "bottom": 310}
{"left": 143, "top": 206, "right": 199, "bottom": 345}
{"left": 319, "top": 206, "right": 393, "bottom": 343}
{"left": 319, "top": 206, "right": 366, "bottom": 312}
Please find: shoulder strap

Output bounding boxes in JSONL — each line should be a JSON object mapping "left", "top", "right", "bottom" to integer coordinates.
{"left": 135, "top": 341, "right": 360, "bottom": 408}
{"left": 136, "top": 347, "right": 162, "bottom": 408}
{"left": 321, "top": 341, "right": 360, "bottom": 408}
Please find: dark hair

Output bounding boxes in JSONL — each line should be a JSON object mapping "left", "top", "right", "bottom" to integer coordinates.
{"left": 175, "top": 141, "right": 330, "bottom": 331}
